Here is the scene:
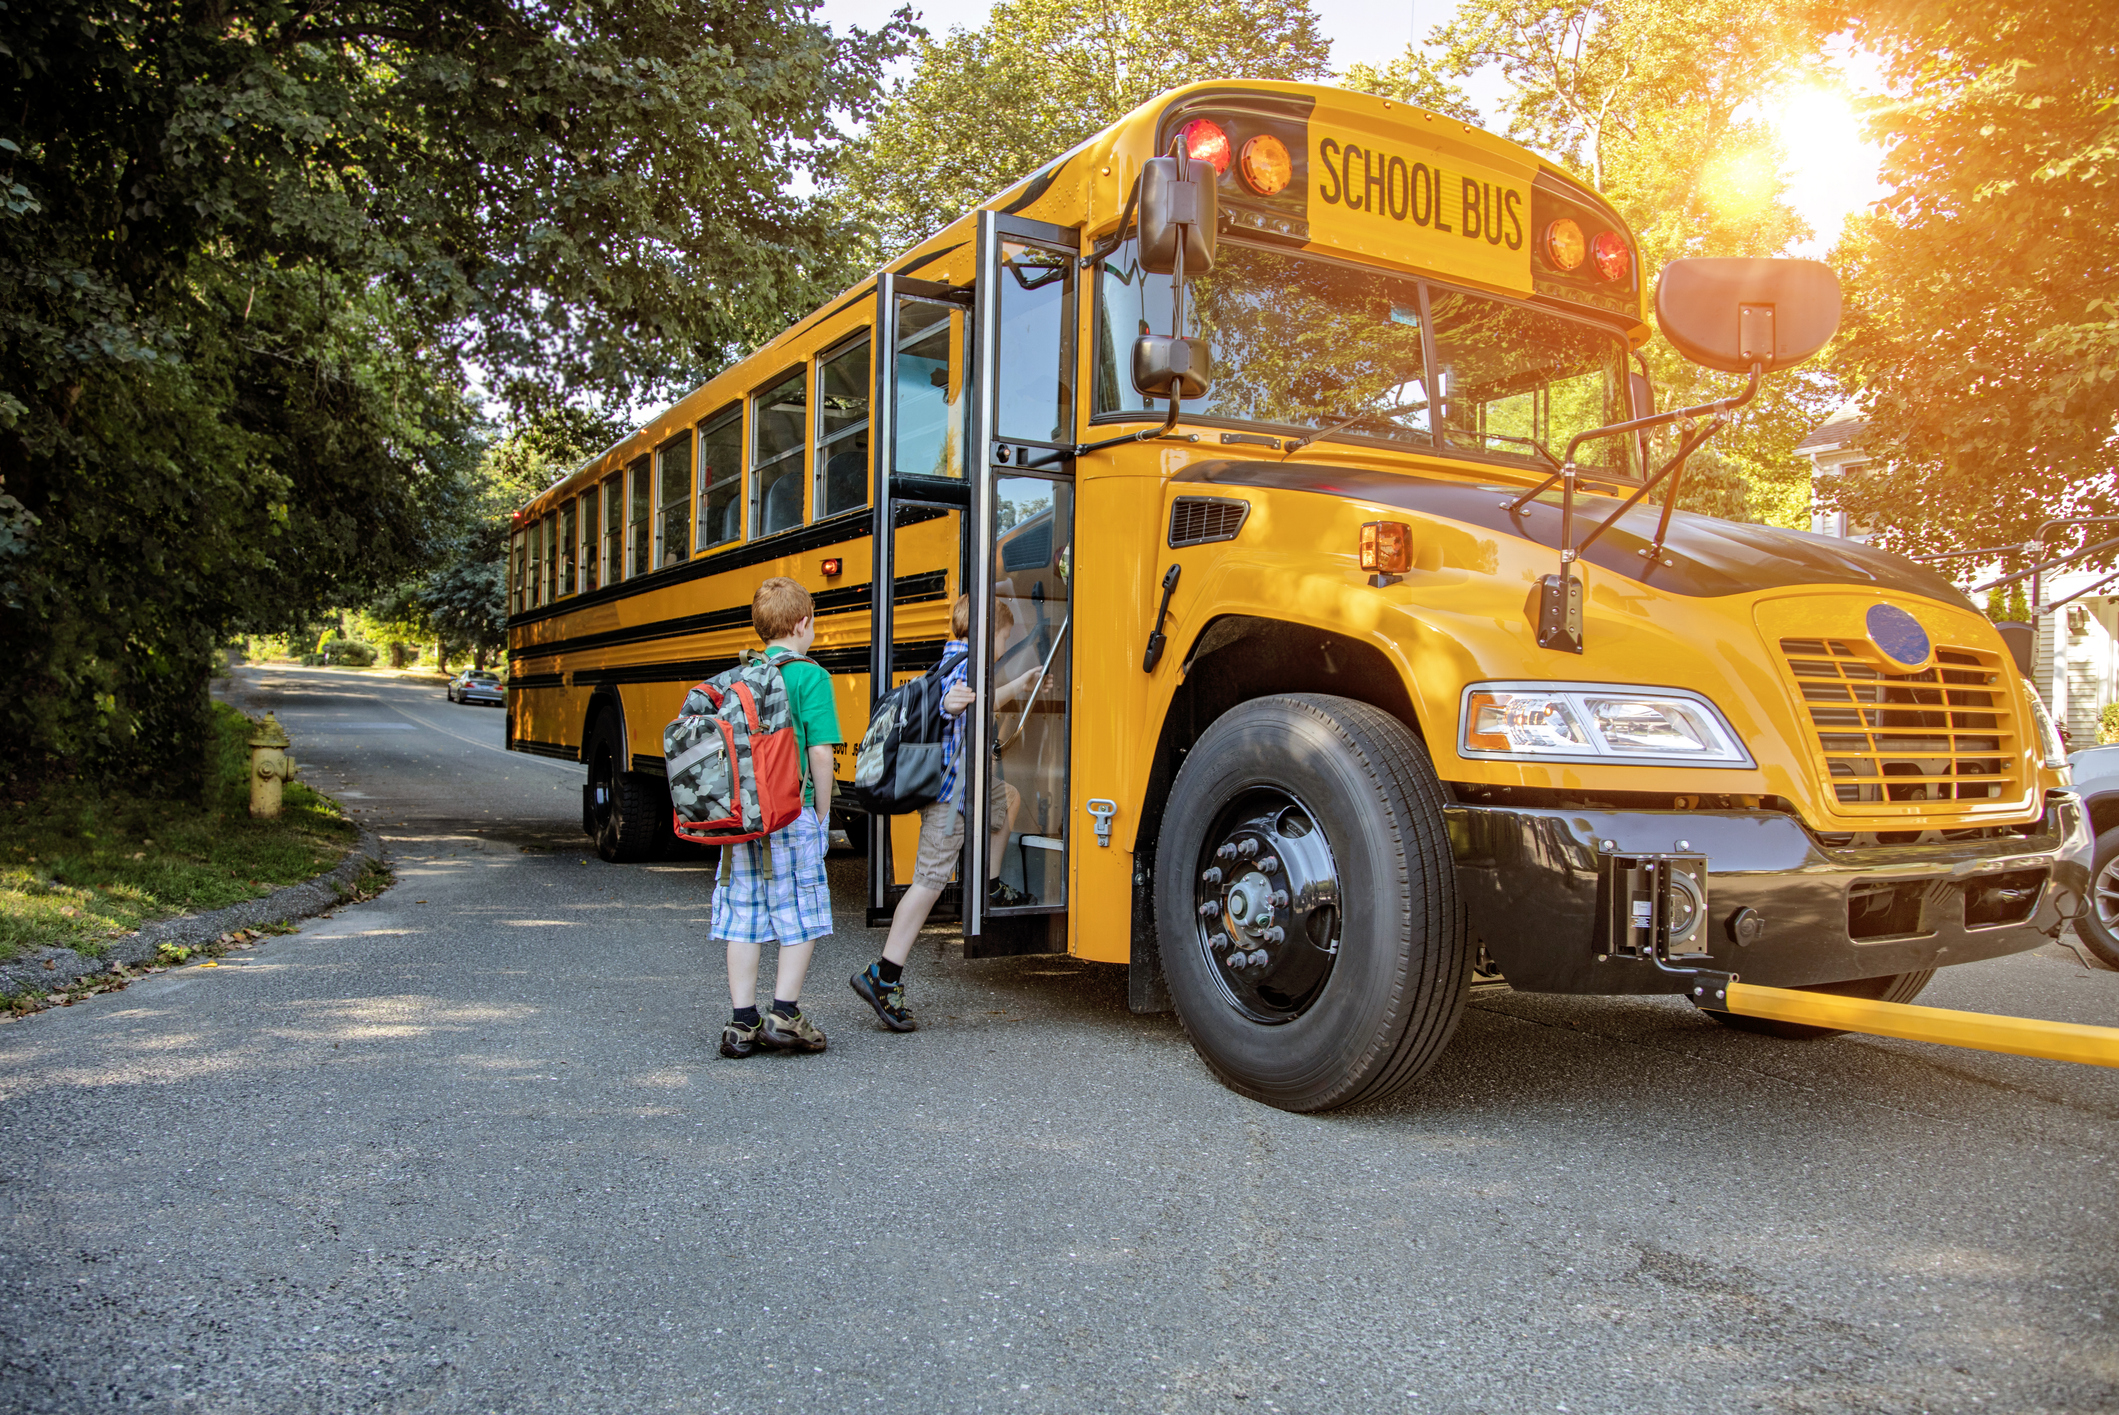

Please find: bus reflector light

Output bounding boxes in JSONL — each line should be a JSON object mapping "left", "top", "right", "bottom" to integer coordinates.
{"left": 1239, "top": 134, "right": 1291, "bottom": 196}
{"left": 1180, "top": 118, "right": 1231, "bottom": 176}
{"left": 1360, "top": 521, "right": 1411, "bottom": 574}
{"left": 1544, "top": 218, "right": 1586, "bottom": 272}
{"left": 821, "top": 557, "right": 843, "bottom": 578}
{"left": 1590, "top": 230, "right": 1630, "bottom": 282}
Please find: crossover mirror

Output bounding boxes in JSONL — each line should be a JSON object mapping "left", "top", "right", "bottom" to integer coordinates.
{"left": 1656, "top": 258, "right": 1841, "bottom": 374}
{"left": 1132, "top": 333, "right": 1210, "bottom": 400}
{"left": 1137, "top": 153, "right": 1217, "bottom": 278}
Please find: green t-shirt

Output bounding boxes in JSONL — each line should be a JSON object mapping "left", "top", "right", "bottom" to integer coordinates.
{"left": 765, "top": 646, "right": 842, "bottom": 806}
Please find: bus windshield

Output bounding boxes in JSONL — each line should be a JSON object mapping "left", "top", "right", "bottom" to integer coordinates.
{"left": 1094, "top": 240, "right": 1636, "bottom": 477}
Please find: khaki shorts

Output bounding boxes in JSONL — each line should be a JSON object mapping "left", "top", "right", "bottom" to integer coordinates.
{"left": 911, "top": 776, "right": 1020, "bottom": 889}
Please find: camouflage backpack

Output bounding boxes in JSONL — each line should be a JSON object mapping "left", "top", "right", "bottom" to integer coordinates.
{"left": 664, "top": 651, "right": 812, "bottom": 861}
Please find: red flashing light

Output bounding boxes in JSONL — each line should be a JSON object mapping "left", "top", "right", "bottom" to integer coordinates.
{"left": 821, "top": 557, "right": 843, "bottom": 578}
{"left": 1180, "top": 118, "right": 1231, "bottom": 177}
{"left": 1590, "top": 230, "right": 1630, "bottom": 282}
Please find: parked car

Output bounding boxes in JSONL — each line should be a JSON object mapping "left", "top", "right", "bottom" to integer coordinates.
{"left": 2065, "top": 743, "right": 2119, "bottom": 966}
{"left": 448, "top": 669, "right": 504, "bottom": 706}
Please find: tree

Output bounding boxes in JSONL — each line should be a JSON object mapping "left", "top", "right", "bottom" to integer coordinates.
{"left": 1366, "top": 0, "right": 1841, "bottom": 524}
{"left": 0, "top": 2, "right": 907, "bottom": 791}
{"left": 835, "top": 0, "right": 1333, "bottom": 258}
{"left": 1826, "top": 0, "right": 2119, "bottom": 559}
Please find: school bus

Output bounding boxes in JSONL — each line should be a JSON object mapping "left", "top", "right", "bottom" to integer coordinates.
{"left": 506, "top": 80, "right": 2090, "bottom": 1112}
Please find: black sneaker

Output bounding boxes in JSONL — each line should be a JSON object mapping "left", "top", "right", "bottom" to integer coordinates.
{"left": 851, "top": 967, "right": 918, "bottom": 1032}
{"left": 719, "top": 1017, "right": 762, "bottom": 1058}
{"left": 759, "top": 1007, "right": 827, "bottom": 1053}
{"left": 987, "top": 878, "right": 1033, "bottom": 908}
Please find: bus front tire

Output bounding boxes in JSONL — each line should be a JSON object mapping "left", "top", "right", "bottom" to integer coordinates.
{"left": 1154, "top": 693, "right": 1470, "bottom": 1113}
{"left": 1705, "top": 969, "right": 1935, "bottom": 1040}
{"left": 585, "top": 714, "right": 666, "bottom": 863}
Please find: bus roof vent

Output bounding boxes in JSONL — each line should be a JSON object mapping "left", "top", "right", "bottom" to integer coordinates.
{"left": 1169, "top": 496, "right": 1250, "bottom": 548}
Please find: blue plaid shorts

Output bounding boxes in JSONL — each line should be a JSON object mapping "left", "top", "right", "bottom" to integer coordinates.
{"left": 708, "top": 809, "right": 834, "bottom": 946}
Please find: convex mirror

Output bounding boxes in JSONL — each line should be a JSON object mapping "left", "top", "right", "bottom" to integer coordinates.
{"left": 1656, "top": 258, "right": 1841, "bottom": 373}
{"left": 1137, "top": 154, "right": 1217, "bottom": 277}
{"left": 1132, "top": 334, "right": 1210, "bottom": 400}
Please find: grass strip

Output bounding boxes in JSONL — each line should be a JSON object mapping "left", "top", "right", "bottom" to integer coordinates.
{"left": 0, "top": 704, "right": 358, "bottom": 962}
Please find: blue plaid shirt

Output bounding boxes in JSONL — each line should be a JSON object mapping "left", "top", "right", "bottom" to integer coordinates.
{"left": 934, "top": 640, "right": 973, "bottom": 813}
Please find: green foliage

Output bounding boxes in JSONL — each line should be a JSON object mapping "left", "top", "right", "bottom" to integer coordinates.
{"left": 0, "top": 2, "right": 908, "bottom": 792}
{"left": 1828, "top": 0, "right": 2119, "bottom": 557}
{"left": 1339, "top": 51, "right": 1482, "bottom": 124}
{"left": 322, "top": 640, "right": 378, "bottom": 668}
{"left": 1399, "top": 0, "right": 1839, "bottom": 525}
{"left": 2100, "top": 702, "right": 2119, "bottom": 745}
{"left": 835, "top": 0, "right": 1333, "bottom": 259}
{"left": 1986, "top": 583, "right": 2033, "bottom": 624}
{"left": 0, "top": 704, "right": 356, "bottom": 961}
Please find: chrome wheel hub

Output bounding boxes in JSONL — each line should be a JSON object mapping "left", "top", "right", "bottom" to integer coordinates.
{"left": 1194, "top": 792, "right": 1342, "bottom": 1023}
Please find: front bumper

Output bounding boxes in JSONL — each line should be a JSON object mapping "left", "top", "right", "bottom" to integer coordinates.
{"left": 1447, "top": 791, "right": 2090, "bottom": 994}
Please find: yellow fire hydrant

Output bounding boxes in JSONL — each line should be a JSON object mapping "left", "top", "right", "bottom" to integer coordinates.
{"left": 249, "top": 714, "right": 296, "bottom": 818}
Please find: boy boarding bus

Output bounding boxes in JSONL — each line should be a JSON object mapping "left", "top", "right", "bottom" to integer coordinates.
{"left": 505, "top": 80, "right": 2089, "bottom": 1112}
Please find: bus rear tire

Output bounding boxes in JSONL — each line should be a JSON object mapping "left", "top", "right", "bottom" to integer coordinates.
{"left": 1154, "top": 693, "right": 1470, "bottom": 1113}
{"left": 1706, "top": 969, "right": 1935, "bottom": 1040}
{"left": 585, "top": 713, "right": 666, "bottom": 863}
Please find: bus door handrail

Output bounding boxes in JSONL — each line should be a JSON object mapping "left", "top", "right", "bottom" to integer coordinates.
{"left": 998, "top": 614, "right": 1071, "bottom": 752}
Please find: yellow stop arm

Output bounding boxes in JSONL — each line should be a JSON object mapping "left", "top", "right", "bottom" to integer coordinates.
{"left": 1722, "top": 981, "right": 2119, "bottom": 1068}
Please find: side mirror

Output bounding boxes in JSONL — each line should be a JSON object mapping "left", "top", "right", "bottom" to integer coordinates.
{"left": 1132, "top": 334, "right": 1210, "bottom": 400}
{"left": 1655, "top": 258, "right": 1841, "bottom": 374}
{"left": 1137, "top": 155, "right": 1216, "bottom": 278}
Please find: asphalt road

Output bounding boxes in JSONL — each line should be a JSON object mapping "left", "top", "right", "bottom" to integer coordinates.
{"left": 2, "top": 663, "right": 2115, "bottom": 1414}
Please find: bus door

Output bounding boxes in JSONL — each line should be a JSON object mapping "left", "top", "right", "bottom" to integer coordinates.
{"left": 867, "top": 272, "right": 973, "bottom": 925}
{"left": 963, "top": 211, "right": 1078, "bottom": 957}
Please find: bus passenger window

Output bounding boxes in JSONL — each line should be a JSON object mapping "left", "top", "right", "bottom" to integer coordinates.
{"left": 892, "top": 301, "right": 966, "bottom": 479}
{"left": 579, "top": 486, "right": 598, "bottom": 593}
{"left": 657, "top": 433, "right": 691, "bottom": 567}
{"left": 603, "top": 473, "right": 622, "bottom": 586}
{"left": 558, "top": 502, "right": 577, "bottom": 596}
{"left": 753, "top": 369, "right": 807, "bottom": 538}
{"left": 525, "top": 521, "right": 542, "bottom": 609}
{"left": 696, "top": 407, "right": 741, "bottom": 549}
{"left": 543, "top": 514, "right": 558, "bottom": 604}
{"left": 510, "top": 531, "right": 526, "bottom": 616}
{"left": 1429, "top": 287, "right": 1634, "bottom": 477}
{"left": 817, "top": 336, "right": 870, "bottom": 518}
{"left": 627, "top": 456, "right": 651, "bottom": 577}
{"left": 996, "top": 243, "right": 1073, "bottom": 444}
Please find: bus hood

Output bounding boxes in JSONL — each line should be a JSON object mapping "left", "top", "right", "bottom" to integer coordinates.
{"left": 1177, "top": 459, "right": 1977, "bottom": 608}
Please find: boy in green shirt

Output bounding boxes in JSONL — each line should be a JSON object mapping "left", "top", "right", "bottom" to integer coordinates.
{"left": 711, "top": 576, "right": 844, "bottom": 1057}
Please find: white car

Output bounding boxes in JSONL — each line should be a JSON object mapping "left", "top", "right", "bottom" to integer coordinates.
{"left": 447, "top": 670, "right": 504, "bottom": 706}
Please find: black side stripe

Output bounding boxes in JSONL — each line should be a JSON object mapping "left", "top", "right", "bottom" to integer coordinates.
{"left": 512, "top": 571, "right": 949, "bottom": 664}
{"left": 508, "top": 737, "right": 580, "bottom": 762}
{"left": 508, "top": 639, "right": 952, "bottom": 694}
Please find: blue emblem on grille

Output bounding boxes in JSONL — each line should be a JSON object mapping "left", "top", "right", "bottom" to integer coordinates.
{"left": 1866, "top": 603, "right": 1930, "bottom": 667}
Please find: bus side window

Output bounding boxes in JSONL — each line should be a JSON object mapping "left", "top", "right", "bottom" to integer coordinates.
{"left": 526, "top": 520, "right": 542, "bottom": 609}
{"left": 558, "top": 501, "right": 577, "bottom": 596}
{"left": 543, "top": 514, "right": 558, "bottom": 605}
{"left": 627, "top": 455, "right": 651, "bottom": 577}
{"left": 696, "top": 406, "right": 741, "bottom": 550}
{"left": 817, "top": 334, "right": 869, "bottom": 518}
{"left": 602, "top": 473, "right": 623, "bottom": 586}
{"left": 752, "top": 368, "right": 807, "bottom": 538}
{"left": 510, "top": 531, "right": 526, "bottom": 616}
{"left": 656, "top": 433, "right": 691, "bottom": 567}
{"left": 892, "top": 300, "right": 967, "bottom": 479}
{"left": 578, "top": 486, "right": 598, "bottom": 593}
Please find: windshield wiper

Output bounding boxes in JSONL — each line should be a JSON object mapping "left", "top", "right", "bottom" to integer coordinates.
{"left": 1281, "top": 399, "right": 1430, "bottom": 455}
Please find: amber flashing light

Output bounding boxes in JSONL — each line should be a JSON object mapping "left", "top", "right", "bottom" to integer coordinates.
{"left": 1544, "top": 218, "right": 1586, "bottom": 272}
{"left": 1238, "top": 134, "right": 1291, "bottom": 196}
{"left": 1360, "top": 521, "right": 1412, "bottom": 574}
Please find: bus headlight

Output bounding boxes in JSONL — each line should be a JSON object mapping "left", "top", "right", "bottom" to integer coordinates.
{"left": 2023, "top": 678, "right": 2068, "bottom": 768}
{"left": 1459, "top": 683, "right": 1754, "bottom": 767}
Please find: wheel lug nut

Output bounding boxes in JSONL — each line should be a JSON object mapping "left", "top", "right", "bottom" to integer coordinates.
{"left": 1270, "top": 890, "right": 1289, "bottom": 908}
{"left": 1257, "top": 855, "right": 1279, "bottom": 874}
{"left": 1216, "top": 843, "right": 1237, "bottom": 860}
{"left": 1246, "top": 949, "right": 1270, "bottom": 969}
{"left": 1263, "top": 926, "right": 1285, "bottom": 945}
{"left": 1198, "top": 900, "right": 1220, "bottom": 918}
{"left": 1207, "top": 932, "right": 1229, "bottom": 950}
{"left": 1237, "top": 839, "right": 1259, "bottom": 858}
{"left": 1200, "top": 866, "right": 1222, "bottom": 884}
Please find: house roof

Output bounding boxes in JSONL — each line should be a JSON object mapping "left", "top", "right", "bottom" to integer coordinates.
{"left": 1797, "top": 395, "right": 1869, "bottom": 453}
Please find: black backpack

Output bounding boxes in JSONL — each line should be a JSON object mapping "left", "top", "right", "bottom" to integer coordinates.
{"left": 846, "top": 649, "right": 969, "bottom": 814}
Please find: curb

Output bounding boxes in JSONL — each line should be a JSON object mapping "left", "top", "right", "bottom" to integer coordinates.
{"left": 0, "top": 829, "right": 389, "bottom": 998}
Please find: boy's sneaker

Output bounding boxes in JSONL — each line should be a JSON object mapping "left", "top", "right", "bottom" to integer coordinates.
{"left": 719, "top": 1017, "right": 762, "bottom": 1058}
{"left": 987, "top": 878, "right": 1033, "bottom": 908}
{"left": 759, "top": 1007, "right": 827, "bottom": 1053}
{"left": 851, "top": 966, "right": 918, "bottom": 1032}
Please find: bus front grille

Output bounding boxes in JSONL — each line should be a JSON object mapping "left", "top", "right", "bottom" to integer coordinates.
{"left": 1777, "top": 637, "right": 2023, "bottom": 811}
